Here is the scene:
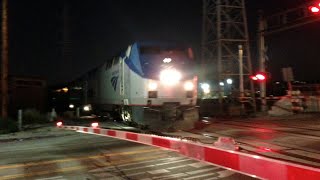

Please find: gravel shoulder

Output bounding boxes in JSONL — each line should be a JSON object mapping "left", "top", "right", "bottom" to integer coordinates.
{"left": 0, "top": 125, "right": 76, "bottom": 143}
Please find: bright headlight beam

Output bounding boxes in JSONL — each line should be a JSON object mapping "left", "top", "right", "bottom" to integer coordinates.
{"left": 148, "top": 82, "right": 158, "bottom": 91}
{"left": 160, "top": 69, "right": 181, "bottom": 85}
{"left": 163, "top": 58, "right": 172, "bottom": 63}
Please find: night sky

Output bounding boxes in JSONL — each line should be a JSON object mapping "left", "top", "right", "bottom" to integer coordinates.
{"left": 6, "top": 0, "right": 320, "bottom": 85}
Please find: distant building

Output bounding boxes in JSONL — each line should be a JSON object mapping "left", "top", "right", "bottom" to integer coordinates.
{"left": 3, "top": 76, "right": 47, "bottom": 116}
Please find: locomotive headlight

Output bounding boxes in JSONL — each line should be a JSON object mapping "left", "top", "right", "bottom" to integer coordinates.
{"left": 160, "top": 69, "right": 182, "bottom": 85}
{"left": 184, "top": 81, "right": 194, "bottom": 91}
{"left": 148, "top": 82, "right": 158, "bottom": 91}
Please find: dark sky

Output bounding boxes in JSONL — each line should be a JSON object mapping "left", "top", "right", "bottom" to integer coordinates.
{"left": 6, "top": 0, "right": 320, "bottom": 85}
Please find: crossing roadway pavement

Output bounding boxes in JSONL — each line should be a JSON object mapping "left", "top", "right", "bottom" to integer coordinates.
{"left": 0, "top": 128, "right": 257, "bottom": 180}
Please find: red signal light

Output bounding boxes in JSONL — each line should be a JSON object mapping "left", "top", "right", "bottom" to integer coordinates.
{"left": 256, "top": 74, "right": 266, "bottom": 80}
{"left": 309, "top": 6, "right": 320, "bottom": 13}
{"left": 91, "top": 122, "right": 99, "bottom": 128}
{"left": 250, "top": 76, "right": 258, "bottom": 81}
{"left": 251, "top": 73, "right": 266, "bottom": 81}
{"left": 56, "top": 121, "right": 63, "bottom": 127}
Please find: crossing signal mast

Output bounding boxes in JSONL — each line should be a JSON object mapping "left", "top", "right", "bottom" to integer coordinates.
{"left": 258, "top": 1, "right": 320, "bottom": 111}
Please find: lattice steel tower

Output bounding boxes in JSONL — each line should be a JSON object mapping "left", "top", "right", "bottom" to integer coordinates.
{"left": 201, "top": 0, "right": 255, "bottom": 109}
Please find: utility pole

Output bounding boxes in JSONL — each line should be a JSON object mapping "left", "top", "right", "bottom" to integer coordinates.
{"left": 1, "top": 0, "right": 8, "bottom": 119}
{"left": 258, "top": 13, "right": 267, "bottom": 112}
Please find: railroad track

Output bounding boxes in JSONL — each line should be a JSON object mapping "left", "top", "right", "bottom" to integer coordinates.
{"left": 62, "top": 117, "right": 320, "bottom": 168}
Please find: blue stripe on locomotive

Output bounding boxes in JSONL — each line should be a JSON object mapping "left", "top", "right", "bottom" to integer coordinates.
{"left": 124, "top": 43, "right": 144, "bottom": 77}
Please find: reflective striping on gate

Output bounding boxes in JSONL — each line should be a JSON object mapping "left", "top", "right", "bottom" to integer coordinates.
{"left": 60, "top": 125, "right": 320, "bottom": 180}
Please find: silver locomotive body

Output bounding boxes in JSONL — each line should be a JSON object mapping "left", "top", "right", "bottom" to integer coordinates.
{"left": 75, "top": 42, "right": 198, "bottom": 130}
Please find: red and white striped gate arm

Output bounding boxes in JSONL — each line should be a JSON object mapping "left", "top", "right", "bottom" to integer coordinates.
{"left": 59, "top": 125, "right": 320, "bottom": 179}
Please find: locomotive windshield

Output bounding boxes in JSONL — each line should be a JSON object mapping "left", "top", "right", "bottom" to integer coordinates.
{"left": 139, "top": 46, "right": 195, "bottom": 80}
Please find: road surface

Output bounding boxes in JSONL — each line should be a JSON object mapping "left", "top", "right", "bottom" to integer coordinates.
{"left": 0, "top": 129, "right": 256, "bottom": 180}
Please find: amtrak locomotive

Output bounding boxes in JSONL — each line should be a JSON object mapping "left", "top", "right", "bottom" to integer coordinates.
{"left": 71, "top": 42, "right": 198, "bottom": 130}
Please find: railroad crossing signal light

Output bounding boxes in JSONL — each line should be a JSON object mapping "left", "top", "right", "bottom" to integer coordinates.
{"left": 56, "top": 121, "right": 63, "bottom": 127}
{"left": 251, "top": 73, "right": 266, "bottom": 81}
{"left": 91, "top": 122, "right": 99, "bottom": 128}
{"left": 309, "top": 2, "right": 320, "bottom": 14}
{"left": 250, "top": 76, "right": 258, "bottom": 81}
{"left": 309, "top": 6, "right": 320, "bottom": 13}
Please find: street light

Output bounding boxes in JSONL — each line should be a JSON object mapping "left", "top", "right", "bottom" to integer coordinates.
{"left": 200, "top": 83, "right": 210, "bottom": 94}
{"left": 226, "top": 78, "right": 233, "bottom": 85}
{"left": 219, "top": 82, "right": 224, "bottom": 86}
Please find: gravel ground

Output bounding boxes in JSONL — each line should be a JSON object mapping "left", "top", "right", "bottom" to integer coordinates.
{"left": 0, "top": 124, "right": 76, "bottom": 143}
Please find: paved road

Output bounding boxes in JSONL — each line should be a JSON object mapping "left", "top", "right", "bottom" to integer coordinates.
{"left": 0, "top": 129, "right": 256, "bottom": 180}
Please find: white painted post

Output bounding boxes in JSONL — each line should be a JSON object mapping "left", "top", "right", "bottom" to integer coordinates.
{"left": 239, "top": 45, "right": 244, "bottom": 98}
{"left": 239, "top": 45, "right": 245, "bottom": 115}
{"left": 50, "top": 108, "right": 57, "bottom": 122}
{"left": 18, "top": 109, "right": 22, "bottom": 131}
